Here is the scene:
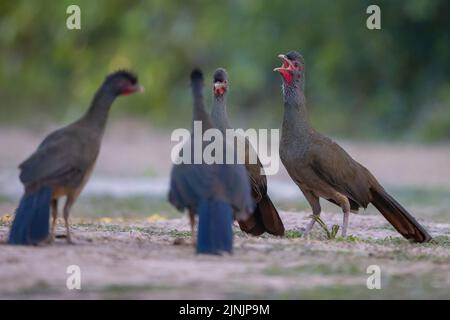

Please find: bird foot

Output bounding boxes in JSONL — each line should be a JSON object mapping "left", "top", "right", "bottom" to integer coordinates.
{"left": 301, "top": 216, "right": 317, "bottom": 237}
{"left": 46, "top": 235, "right": 55, "bottom": 244}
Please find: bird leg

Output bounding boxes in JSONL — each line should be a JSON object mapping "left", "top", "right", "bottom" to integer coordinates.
{"left": 63, "top": 196, "right": 75, "bottom": 244}
{"left": 302, "top": 191, "right": 321, "bottom": 237}
{"left": 48, "top": 199, "right": 58, "bottom": 243}
{"left": 189, "top": 209, "right": 196, "bottom": 247}
{"left": 303, "top": 218, "right": 316, "bottom": 236}
{"left": 334, "top": 193, "right": 351, "bottom": 237}
{"left": 342, "top": 210, "right": 350, "bottom": 237}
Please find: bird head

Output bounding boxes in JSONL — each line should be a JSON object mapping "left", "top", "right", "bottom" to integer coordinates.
{"left": 274, "top": 51, "right": 304, "bottom": 86}
{"left": 213, "top": 68, "right": 228, "bottom": 97}
{"left": 104, "top": 70, "right": 144, "bottom": 96}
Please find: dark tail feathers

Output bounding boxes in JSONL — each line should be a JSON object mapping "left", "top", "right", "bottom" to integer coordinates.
{"left": 197, "top": 199, "right": 233, "bottom": 255}
{"left": 238, "top": 214, "right": 265, "bottom": 236}
{"left": 256, "top": 194, "right": 285, "bottom": 236}
{"left": 371, "top": 189, "right": 432, "bottom": 243}
{"left": 8, "top": 186, "right": 52, "bottom": 245}
{"left": 238, "top": 194, "right": 284, "bottom": 236}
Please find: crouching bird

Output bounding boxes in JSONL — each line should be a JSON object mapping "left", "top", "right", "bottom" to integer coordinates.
{"left": 211, "top": 68, "right": 285, "bottom": 236}
{"left": 8, "top": 71, "right": 144, "bottom": 245}
{"left": 274, "top": 51, "right": 432, "bottom": 243}
{"left": 168, "top": 69, "right": 254, "bottom": 255}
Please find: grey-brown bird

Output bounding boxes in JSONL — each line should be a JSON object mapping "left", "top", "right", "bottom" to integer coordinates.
{"left": 274, "top": 51, "right": 431, "bottom": 242}
{"left": 168, "top": 69, "right": 254, "bottom": 254}
{"left": 211, "top": 68, "right": 284, "bottom": 236}
{"left": 8, "top": 71, "right": 143, "bottom": 245}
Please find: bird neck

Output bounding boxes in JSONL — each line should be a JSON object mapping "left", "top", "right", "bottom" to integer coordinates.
{"left": 81, "top": 86, "right": 116, "bottom": 133}
{"left": 191, "top": 84, "right": 211, "bottom": 132}
{"left": 211, "top": 95, "right": 231, "bottom": 133}
{"left": 282, "top": 86, "right": 311, "bottom": 139}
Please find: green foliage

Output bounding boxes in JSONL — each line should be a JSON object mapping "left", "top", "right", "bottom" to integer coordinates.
{"left": 285, "top": 229, "right": 303, "bottom": 239}
{"left": 314, "top": 215, "right": 340, "bottom": 239}
{"left": 0, "top": 0, "right": 448, "bottom": 140}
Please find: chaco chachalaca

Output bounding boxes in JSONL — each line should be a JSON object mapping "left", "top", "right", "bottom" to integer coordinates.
{"left": 168, "top": 69, "right": 254, "bottom": 254}
{"left": 274, "top": 51, "right": 432, "bottom": 243}
{"left": 211, "top": 68, "right": 284, "bottom": 236}
{"left": 8, "top": 71, "right": 143, "bottom": 245}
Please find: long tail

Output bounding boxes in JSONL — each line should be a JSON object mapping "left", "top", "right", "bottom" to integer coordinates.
{"left": 8, "top": 186, "right": 52, "bottom": 245}
{"left": 238, "top": 214, "right": 265, "bottom": 236}
{"left": 197, "top": 199, "right": 233, "bottom": 255}
{"left": 238, "top": 195, "right": 285, "bottom": 236}
{"left": 257, "top": 194, "right": 285, "bottom": 236}
{"left": 371, "top": 189, "right": 432, "bottom": 243}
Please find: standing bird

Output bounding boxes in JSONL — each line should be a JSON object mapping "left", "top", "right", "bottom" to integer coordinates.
{"left": 168, "top": 69, "right": 254, "bottom": 254}
{"left": 274, "top": 51, "right": 431, "bottom": 242}
{"left": 211, "top": 68, "right": 284, "bottom": 236}
{"left": 8, "top": 71, "right": 144, "bottom": 245}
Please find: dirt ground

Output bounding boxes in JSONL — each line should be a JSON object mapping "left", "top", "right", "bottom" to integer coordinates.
{"left": 1, "top": 121, "right": 450, "bottom": 299}
{"left": 0, "top": 211, "right": 449, "bottom": 299}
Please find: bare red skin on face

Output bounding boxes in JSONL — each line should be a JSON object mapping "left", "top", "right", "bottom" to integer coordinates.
{"left": 276, "top": 59, "right": 295, "bottom": 85}
{"left": 214, "top": 86, "right": 227, "bottom": 96}
{"left": 214, "top": 81, "right": 227, "bottom": 96}
{"left": 120, "top": 85, "right": 138, "bottom": 95}
{"left": 279, "top": 69, "right": 293, "bottom": 85}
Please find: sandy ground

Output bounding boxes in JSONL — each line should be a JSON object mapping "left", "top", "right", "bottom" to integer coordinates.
{"left": 1, "top": 122, "right": 450, "bottom": 299}
{"left": 1, "top": 211, "right": 449, "bottom": 299}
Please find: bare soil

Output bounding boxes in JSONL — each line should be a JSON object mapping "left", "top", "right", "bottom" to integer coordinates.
{"left": 1, "top": 211, "right": 449, "bottom": 299}
{"left": 1, "top": 122, "right": 449, "bottom": 299}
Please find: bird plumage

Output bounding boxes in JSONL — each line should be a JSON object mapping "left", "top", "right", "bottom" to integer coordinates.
{"left": 210, "top": 68, "right": 284, "bottom": 236}
{"left": 168, "top": 69, "right": 254, "bottom": 254}
{"left": 9, "top": 70, "right": 143, "bottom": 245}
{"left": 276, "top": 51, "right": 431, "bottom": 242}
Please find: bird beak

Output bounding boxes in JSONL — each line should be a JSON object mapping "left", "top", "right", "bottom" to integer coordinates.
{"left": 214, "top": 82, "right": 226, "bottom": 90}
{"left": 134, "top": 84, "right": 145, "bottom": 93}
{"left": 273, "top": 54, "right": 294, "bottom": 72}
{"left": 120, "top": 84, "right": 145, "bottom": 96}
{"left": 214, "top": 81, "right": 227, "bottom": 96}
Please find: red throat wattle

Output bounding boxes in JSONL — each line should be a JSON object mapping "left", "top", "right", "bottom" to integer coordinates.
{"left": 120, "top": 84, "right": 143, "bottom": 96}
{"left": 214, "top": 82, "right": 227, "bottom": 96}
{"left": 279, "top": 69, "right": 293, "bottom": 85}
{"left": 279, "top": 59, "right": 293, "bottom": 84}
{"left": 274, "top": 54, "right": 299, "bottom": 85}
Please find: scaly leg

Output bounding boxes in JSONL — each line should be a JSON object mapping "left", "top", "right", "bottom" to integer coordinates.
{"left": 63, "top": 195, "right": 75, "bottom": 244}
{"left": 302, "top": 191, "right": 321, "bottom": 237}
{"left": 189, "top": 209, "right": 196, "bottom": 247}
{"left": 342, "top": 211, "right": 350, "bottom": 237}
{"left": 49, "top": 199, "right": 58, "bottom": 243}
{"left": 334, "top": 193, "right": 351, "bottom": 237}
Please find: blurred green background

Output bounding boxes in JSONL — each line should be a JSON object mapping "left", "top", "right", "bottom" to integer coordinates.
{"left": 0, "top": 0, "right": 449, "bottom": 141}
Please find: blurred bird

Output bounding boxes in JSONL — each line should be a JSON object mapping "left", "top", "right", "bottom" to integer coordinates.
{"left": 211, "top": 68, "right": 284, "bottom": 236}
{"left": 168, "top": 69, "right": 254, "bottom": 255}
{"left": 274, "top": 51, "right": 432, "bottom": 242}
{"left": 8, "top": 71, "right": 144, "bottom": 245}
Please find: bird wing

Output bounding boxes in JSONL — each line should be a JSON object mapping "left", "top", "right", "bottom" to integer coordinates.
{"left": 309, "top": 136, "right": 374, "bottom": 208}
{"left": 217, "top": 163, "right": 254, "bottom": 219}
{"left": 242, "top": 137, "right": 267, "bottom": 200}
{"left": 19, "top": 126, "right": 97, "bottom": 188}
{"left": 169, "top": 161, "right": 214, "bottom": 211}
{"left": 169, "top": 161, "right": 253, "bottom": 217}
